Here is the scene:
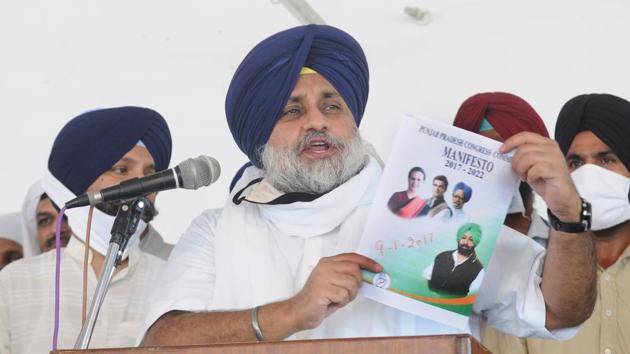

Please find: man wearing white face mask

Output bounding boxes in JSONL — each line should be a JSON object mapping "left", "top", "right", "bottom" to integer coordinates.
{"left": 487, "top": 93, "right": 630, "bottom": 354}
{"left": 0, "top": 107, "right": 173, "bottom": 353}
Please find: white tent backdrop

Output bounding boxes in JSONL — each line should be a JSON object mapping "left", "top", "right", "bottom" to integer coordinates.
{"left": 1, "top": 0, "right": 628, "bottom": 244}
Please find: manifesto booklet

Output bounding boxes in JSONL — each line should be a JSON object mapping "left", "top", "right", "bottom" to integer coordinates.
{"left": 357, "top": 114, "right": 519, "bottom": 331}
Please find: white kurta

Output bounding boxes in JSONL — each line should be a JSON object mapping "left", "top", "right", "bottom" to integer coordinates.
{"left": 0, "top": 236, "right": 166, "bottom": 354}
{"left": 141, "top": 158, "right": 576, "bottom": 342}
{"left": 139, "top": 225, "right": 174, "bottom": 261}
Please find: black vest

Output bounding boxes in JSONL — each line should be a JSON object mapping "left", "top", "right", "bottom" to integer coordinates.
{"left": 429, "top": 250, "right": 483, "bottom": 295}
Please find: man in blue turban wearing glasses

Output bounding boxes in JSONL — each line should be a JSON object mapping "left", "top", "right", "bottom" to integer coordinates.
{"left": 450, "top": 181, "right": 472, "bottom": 224}
{"left": 0, "top": 107, "right": 173, "bottom": 353}
{"left": 141, "top": 25, "right": 594, "bottom": 346}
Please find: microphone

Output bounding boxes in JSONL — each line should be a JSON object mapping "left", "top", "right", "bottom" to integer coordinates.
{"left": 65, "top": 155, "right": 220, "bottom": 209}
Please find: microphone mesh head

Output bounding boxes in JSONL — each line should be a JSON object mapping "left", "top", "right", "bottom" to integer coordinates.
{"left": 178, "top": 155, "right": 221, "bottom": 189}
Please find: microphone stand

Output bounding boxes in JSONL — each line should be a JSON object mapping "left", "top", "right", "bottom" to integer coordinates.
{"left": 73, "top": 197, "right": 148, "bottom": 350}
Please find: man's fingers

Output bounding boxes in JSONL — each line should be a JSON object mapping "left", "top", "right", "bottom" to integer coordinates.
{"left": 512, "top": 150, "right": 552, "bottom": 179}
{"left": 330, "top": 273, "right": 362, "bottom": 299}
{"left": 499, "top": 131, "right": 549, "bottom": 153}
{"left": 327, "top": 253, "right": 383, "bottom": 273}
{"left": 509, "top": 142, "right": 549, "bottom": 158}
{"left": 316, "top": 260, "right": 369, "bottom": 285}
{"left": 335, "top": 262, "right": 364, "bottom": 285}
{"left": 325, "top": 284, "right": 353, "bottom": 308}
{"left": 524, "top": 162, "right": 554, "bottom": 186}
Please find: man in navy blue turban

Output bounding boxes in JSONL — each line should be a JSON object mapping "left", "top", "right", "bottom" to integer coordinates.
{"left": 48, "top": 106, "right": 172, "bottom": 196}
{"left": 225, "top": 24, "right": 369, "bottom": 169}
{"left": 141, "top": 25, "right": 593, "bottom": 347}
{"left": 143, "top": 24, "right": 386, "bottom": 346}
{"left": 0, "top": 107, "right": 174, "bottom": 353}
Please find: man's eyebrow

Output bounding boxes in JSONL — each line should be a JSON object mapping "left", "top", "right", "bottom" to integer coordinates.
{"left": 114, "top": 157, "right": 137, "bottom": 164}
{"left": 322, "top": 91, "right": 341, "bottom": 99}
{"left": 565, "top": 153, "right": 583, "bottom": 161}
{"left": 286, "top": 95, "right": 304, "bottom": 103}
{"left": 566, "top": 149, "right": 616, "bottom": 161}
{"left": 595, "top": 150, "right": 616, "bottom": 159}
{"left": 285, "top": 91, "right": 340, "bottom": 104}
{"left": 116, "top": 156, "right": 154, "bottom": 166}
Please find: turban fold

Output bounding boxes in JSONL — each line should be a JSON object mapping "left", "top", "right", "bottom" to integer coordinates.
{"left": 453, "top": 182, "right": 473, "bottom": 203}
{"left": 225, "top": 24, "right": 369, "bottom": 167}
{"left": 555, "top": 93, "right": 630, "bottom": 170}
{"left": 20, "top": 181, "right": 44, "bottom": 256}
{"left": 456, "top": 222, "right": 482, "bottom": 246}
{"left": 453, "top": 92, "right": 549, "bottom": 139}
{"left": 48, "top": 107, "right": 172, "bottom": 195}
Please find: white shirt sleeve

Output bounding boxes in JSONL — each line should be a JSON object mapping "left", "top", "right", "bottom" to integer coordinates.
{"left": 422, "top": 263, "right": 434, "bottom": 280}
{"left": 434, "top": 207, "right": 452, "bottom": 222}
{"left": 137, "top": 209, "right": 221, "bottom": 344}
{"left": 468, "top": 268, "right": 485, "bottom": 293}
{"left": 0, "top": 268, "right": 11, "bottom": 354}
{"left": 472, "top": 226, "right": 579, "bottom": 340}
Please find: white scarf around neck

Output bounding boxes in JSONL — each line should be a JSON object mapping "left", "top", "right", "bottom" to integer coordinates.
{"left": 253, "top": 158, "right": 380, "bottom": 237}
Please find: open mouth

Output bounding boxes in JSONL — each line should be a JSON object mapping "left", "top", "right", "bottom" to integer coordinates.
{"left": 306, "top": 138, "right": 331, "bottom": 152}
{"left": 300, "top": 137, "right": 339, "bottom": 159}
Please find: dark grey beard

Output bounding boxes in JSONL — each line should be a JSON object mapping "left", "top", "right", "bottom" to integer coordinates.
{"left": 457, "top": 245, "right": 475, "bottom": 256}
{"left": 260, "top": 131, "right": 368, "bottom": 194}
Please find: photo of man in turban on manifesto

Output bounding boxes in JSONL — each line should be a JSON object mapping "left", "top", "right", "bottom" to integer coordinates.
{"left": 423, "top": 222, "right": 484, "bottom": 296}
{"left": 450, "top": 181, "right": 473, "bottom": 225}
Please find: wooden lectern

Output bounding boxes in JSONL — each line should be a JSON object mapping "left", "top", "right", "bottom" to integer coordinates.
{"left": 53, "top": 334, "right": 492, "bottom": 354}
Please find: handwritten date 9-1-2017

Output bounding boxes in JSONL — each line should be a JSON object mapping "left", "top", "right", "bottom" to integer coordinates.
{"left": 375, "top": 233, "right": 435, "bottom": 256}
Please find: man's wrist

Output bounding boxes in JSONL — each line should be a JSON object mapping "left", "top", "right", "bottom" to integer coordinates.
{"left": 547, "top": 197, "right": 591, "bottom": 233}
{"left": 251, "top": 306, "right": 266, "bottom": 341}
{"left": 254, "top": 299, "right": 302, "bottom": 341}
{"left": 283, "top": 296, "right": 306, "bottom": 333}
{"left": 551, "top": 194, "right": 583, "bottom": 223}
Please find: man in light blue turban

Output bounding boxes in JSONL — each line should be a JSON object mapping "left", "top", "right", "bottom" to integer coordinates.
{"left": 450, "top": 181, "right": 472, "bottom": 224}
{"left": 141, "top": 25, "right": 593, "bottom": 347}
{"left": 0, "top": 107, "right": 174, "bottom": 353}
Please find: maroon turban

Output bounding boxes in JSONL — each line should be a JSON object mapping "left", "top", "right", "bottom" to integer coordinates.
{"left": 453, "top": 92, "right": 549, "bottom": 139}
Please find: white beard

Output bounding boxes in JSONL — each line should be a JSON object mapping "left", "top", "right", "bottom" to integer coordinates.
{"left": 260, "top": 130, "right": 368, "bottom": 195}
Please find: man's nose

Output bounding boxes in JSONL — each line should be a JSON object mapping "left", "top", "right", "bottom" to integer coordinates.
{"left": 130, "top": 168, "right": 150, "bottom": 179}
{"left": 44, "top": 224, "right": 57, "bottom": 235}
{"left": 303, "top": 109, "right": 328, "bottom": 132}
